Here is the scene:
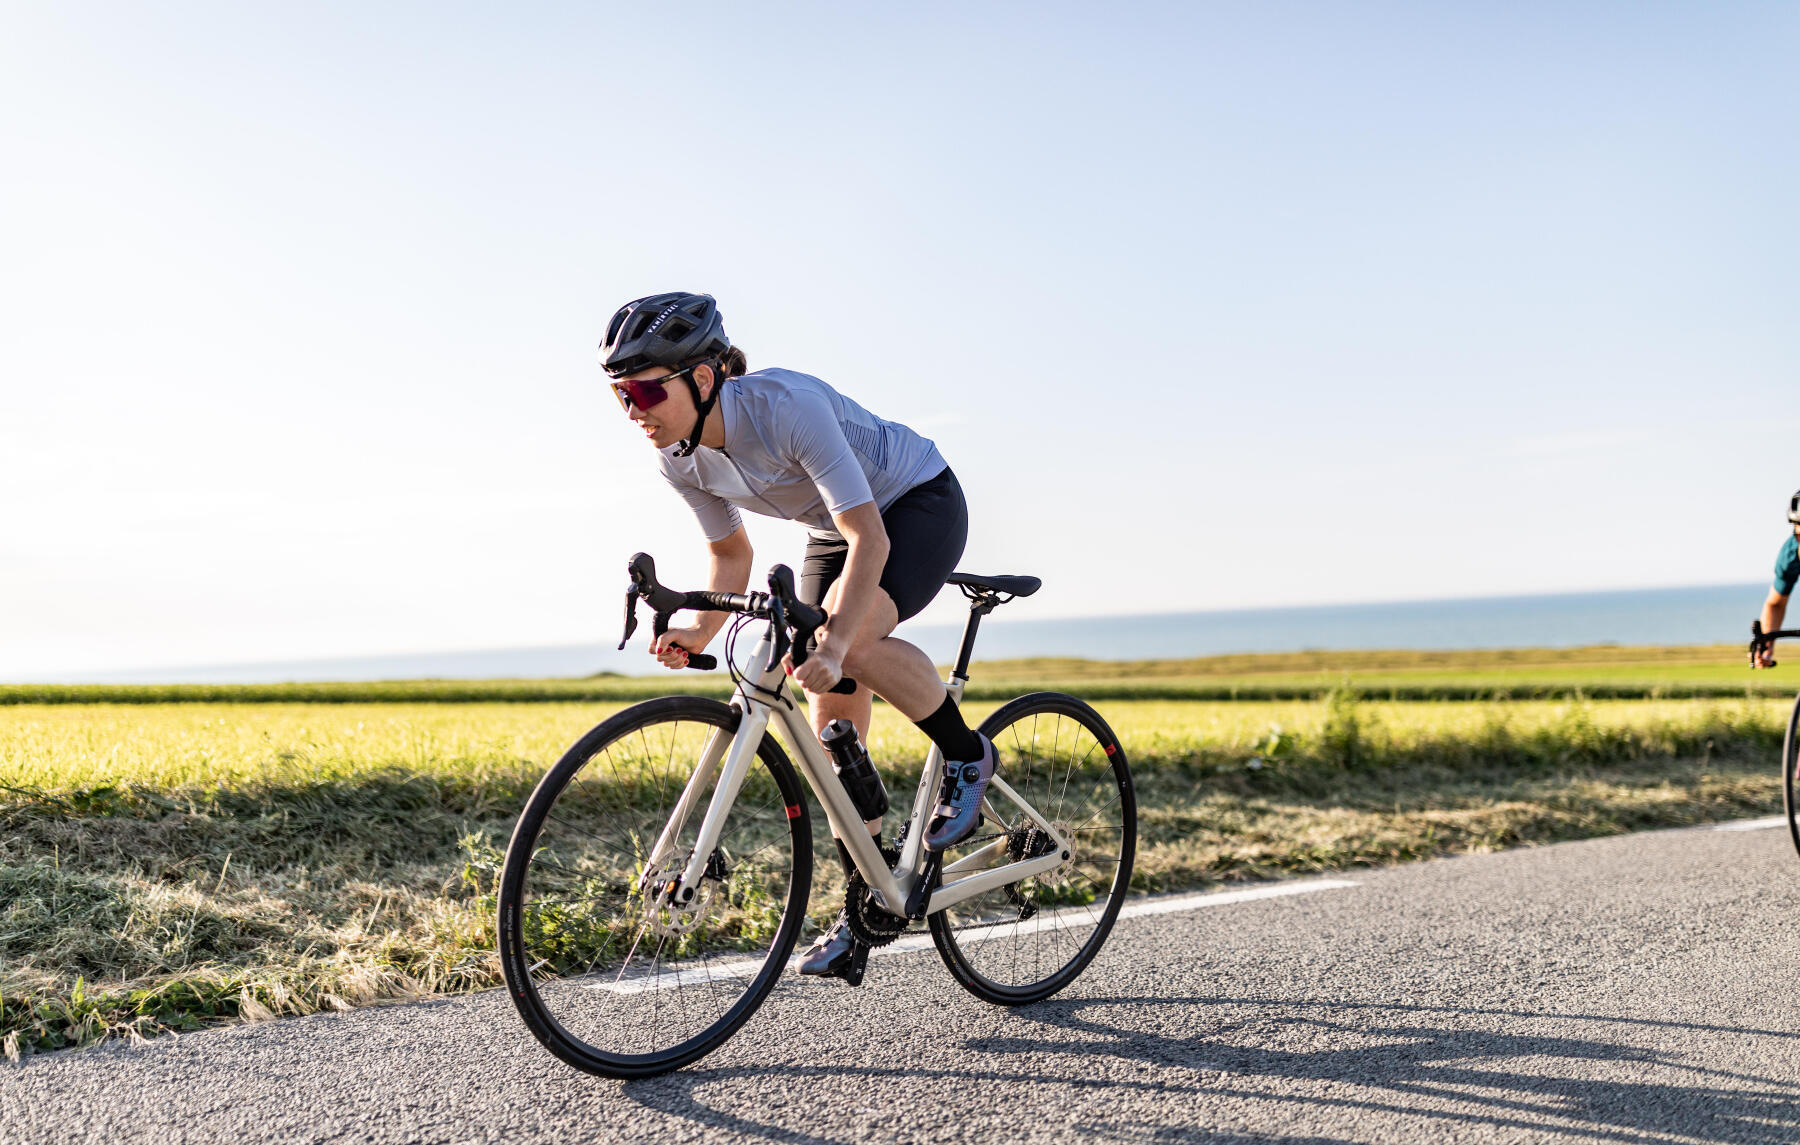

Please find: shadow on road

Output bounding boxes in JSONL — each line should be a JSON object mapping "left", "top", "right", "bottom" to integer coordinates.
{"left": 623, "top": 995, "right": 1800, "bottom": 1145}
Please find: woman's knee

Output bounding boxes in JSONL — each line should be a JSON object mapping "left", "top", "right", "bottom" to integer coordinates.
{"left": 838, "top": 641, "right": 871, "bottom": 678}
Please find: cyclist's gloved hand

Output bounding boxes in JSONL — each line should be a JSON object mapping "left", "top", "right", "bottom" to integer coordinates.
{"left": 1753, "top": 644, "right": 1778, "bottom": 669}
{"left": 652, "top": 628, "right": 708, "bottom": 670}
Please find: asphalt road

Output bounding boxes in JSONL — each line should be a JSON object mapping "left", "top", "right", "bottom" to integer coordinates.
{"left": 6, "top": 820, "right": 1800, "bottom": 1145}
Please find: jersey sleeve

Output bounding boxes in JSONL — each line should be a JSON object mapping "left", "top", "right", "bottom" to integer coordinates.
{"left": 784, "top": 387, "right": 875, "bottom": 517}
{"left": 1776, "top": 536, "right": 1800, "bottom": 596}
{"left": 661, "top": 467, "right": 742, "bottom": 543}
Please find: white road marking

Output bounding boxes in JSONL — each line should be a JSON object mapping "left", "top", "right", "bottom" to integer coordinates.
{"left": 1713, "top": 815, "right": 1788, "bottom": 832}
{"left": 1109, "top": 878, "right": 1360, "bottom": 920}
{"left": 585, "top": 877, "right": 1358, "bottom": 995}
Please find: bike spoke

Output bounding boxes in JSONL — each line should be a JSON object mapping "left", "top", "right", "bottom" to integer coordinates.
{"left": 934, "top": 698, "right": 1132, "bottom": 1002}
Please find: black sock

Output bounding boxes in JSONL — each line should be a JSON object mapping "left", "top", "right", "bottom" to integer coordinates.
{"left": 913, "top": 695, "right": 982, "bottom": 763}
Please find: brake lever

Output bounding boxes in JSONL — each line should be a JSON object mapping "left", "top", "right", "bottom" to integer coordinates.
{"left": 618, "top": 586, "right": 640, "bottom": 651}
{"left": 768, "top": 591, "right": 790, "bottom": 671}
{"left": 1750, "top": 621, "right": 1776, "bottom": 668}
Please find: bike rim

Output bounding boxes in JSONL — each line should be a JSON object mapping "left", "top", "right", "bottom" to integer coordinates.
{"left": 503, "top": 706, "right": 805, "bottom": 1070}
{"left": 1785, "top": 697, "right": 1800, "bottom": 860}
{"left": 935, "top": 699, "right": 1134, "bottom": 997}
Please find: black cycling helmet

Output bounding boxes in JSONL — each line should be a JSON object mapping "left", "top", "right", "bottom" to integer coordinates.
{"left": 1789, "top": 489, "right": 1800, "bottom": 526}
{"left": 599, "top": 292, "right": 729, "bottom": 379}
{"left": 599, "top": 292, "right": 731, "bottom": 457}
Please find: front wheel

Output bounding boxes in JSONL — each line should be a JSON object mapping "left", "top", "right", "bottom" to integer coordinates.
{"left": 1784, "top": 693, "right": 1800, "bottom": 860}
{"left": 496, "top": 696, "right": 812, "bottom": 1078}
{"left": 929, "top": 692, "right": 1136, "bottom": 1004}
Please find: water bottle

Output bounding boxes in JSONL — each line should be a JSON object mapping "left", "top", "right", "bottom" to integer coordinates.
{"left": 820, "top": 719, "right": 889, "bottom": 820}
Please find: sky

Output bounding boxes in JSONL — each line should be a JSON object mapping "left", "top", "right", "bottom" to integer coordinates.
{"left": 3, "top": 1, "right": 1796, "bottom": 679}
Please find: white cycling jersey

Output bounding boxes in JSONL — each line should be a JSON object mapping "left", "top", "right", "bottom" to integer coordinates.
{"left": 657, "top": 368, "right": 946, "bottom": 542}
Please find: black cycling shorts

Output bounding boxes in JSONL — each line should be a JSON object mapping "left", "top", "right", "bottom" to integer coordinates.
{"left": 800, "top": 466, "right": 967, "bottom": 623}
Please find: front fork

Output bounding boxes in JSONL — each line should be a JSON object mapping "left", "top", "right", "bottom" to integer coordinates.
{"left": 642, "top": 630, "right": 785, "bottom": 907}
{"left": 647, "top": 704, "right": 771, "bottom": 906}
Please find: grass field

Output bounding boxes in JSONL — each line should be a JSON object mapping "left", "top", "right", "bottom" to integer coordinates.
{"left": 3, "top": 689, "right": 1791, "bottom": 1058}
{"left": 6, "top": 644, "right": 1798, "bottom": 704}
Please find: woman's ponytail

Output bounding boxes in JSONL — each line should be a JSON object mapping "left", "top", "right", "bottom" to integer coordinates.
{"left": 719, "top": 347, "right": 748, "bottom": 378}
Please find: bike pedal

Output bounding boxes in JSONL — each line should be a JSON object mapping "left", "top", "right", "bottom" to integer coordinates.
{"left": 825, "top": 940, "right": 870, "bottom": 987}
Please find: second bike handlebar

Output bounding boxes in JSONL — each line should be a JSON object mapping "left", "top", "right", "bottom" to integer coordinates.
{"left": 1749, "top": 620, "right": 1800, "bottom": 669}
{"left": 620, "top": 553, "right": 856, "bottom": 693}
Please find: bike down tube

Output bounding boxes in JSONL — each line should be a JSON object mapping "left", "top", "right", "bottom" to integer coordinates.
{"left": 769, "top": 698, "right": 913, "bottom": 915}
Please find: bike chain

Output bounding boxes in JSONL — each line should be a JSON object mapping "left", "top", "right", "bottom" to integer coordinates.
{"left": 841, "top": 824, "right": 1056, "bottom": 942}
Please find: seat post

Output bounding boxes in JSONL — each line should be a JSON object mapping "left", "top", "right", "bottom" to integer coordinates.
{"left": 951, "top": 596, "right": 996, "bottom": 682}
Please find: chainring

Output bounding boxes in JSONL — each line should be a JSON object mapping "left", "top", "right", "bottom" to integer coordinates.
{"left": 844, "top": 846, "right": 909, "bottom": 947}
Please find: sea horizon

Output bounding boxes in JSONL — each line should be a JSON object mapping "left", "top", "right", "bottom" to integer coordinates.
{"left": 20, "top": 581, "right": 1772, "bottom": 685}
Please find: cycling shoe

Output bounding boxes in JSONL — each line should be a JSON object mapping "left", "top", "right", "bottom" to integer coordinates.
{"left": 797, "top": 913, "right": 869, "bottom": 985}
{"left": 923, "top": 734, "right": 996, "bottom": 852}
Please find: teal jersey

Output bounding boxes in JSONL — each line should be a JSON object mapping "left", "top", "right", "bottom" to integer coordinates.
{"left": 1776, "top": 535, "right": 1800, "bottom": 596}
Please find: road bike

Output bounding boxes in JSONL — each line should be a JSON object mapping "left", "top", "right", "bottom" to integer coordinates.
{"left": 496, "top": 555, "right": 1137, "bottom": 1078}
{"left": 1751, "top": 621, "right": 1800, "bottom": 859}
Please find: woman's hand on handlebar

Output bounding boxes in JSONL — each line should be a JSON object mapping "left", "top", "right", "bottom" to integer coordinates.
{"left": 651, "top": 627, "right": 710, "bottom": 670}
{"left": 1752, "top": 641, "right": 1778, "bottom": 669}
{"left": 786, "top": 639, "right": 846, "bottom": 694}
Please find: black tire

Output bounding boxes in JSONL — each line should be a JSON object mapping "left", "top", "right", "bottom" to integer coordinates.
{"left": 497, "top": 696, "right": 812, "bottom": 1078}
{"left": 1784, "top": 693, "right": 1800, "bottom": 860}
{"left": 929, "top": 692, "right": 1136, "bottom": 1005}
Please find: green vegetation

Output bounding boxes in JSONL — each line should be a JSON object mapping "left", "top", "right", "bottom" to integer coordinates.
{"left": 969, "top": 644, "right": 1800, "bottom": 700}
{"left": 7, "top": 644, "right": 1792, "bottom": 705}
{"left": 1, "top": 692, "right": 1789, "bottom": 1059}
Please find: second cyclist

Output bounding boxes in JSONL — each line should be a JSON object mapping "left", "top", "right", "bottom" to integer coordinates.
{"left": 1751, "top": 489, "right": 1800, "bottom": 668}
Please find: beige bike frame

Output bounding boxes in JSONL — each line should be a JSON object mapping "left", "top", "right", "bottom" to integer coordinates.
{"left": 642, "top": 619, "right": 1069, "bottom": 918}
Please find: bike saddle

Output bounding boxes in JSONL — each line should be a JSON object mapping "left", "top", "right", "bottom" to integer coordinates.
{"left": 947, "top": 572, "right": 1041, "bottom": 598}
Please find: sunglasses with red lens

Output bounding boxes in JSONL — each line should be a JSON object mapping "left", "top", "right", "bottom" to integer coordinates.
{"left": 610, "top": 365, "right": 694, "bottom": 413}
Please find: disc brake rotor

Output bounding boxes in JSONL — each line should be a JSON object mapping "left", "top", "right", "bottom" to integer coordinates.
{"left": 642, "top": 852, "right": 726, "bottom": 938}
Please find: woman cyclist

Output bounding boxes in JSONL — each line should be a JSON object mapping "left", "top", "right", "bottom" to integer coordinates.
{"left": 599, "top": 291, "right": 997, "bottom": 981}
{"left": 1750, "top": 489, "right": 1800, "bottom": 668}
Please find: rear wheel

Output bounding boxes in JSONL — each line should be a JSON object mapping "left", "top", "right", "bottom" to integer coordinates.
{"left": 929, "top": 692, "right": 1135, "bottom": 1004}
{"left": 497, "top": 697, "right": 811, "bottom": 1078}
{"left": 1784, "top": 693, "right": 1800, "bottom": 860}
